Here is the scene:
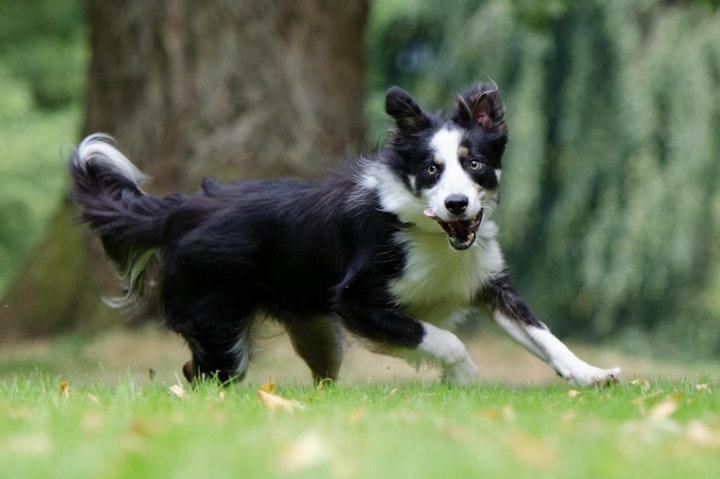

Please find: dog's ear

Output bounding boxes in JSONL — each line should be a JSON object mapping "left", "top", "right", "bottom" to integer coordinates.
{"left": 385, "top": 86, "right": 431, "bottom": 133}
{"left": 452, "top": 84, "right": 507, "bottom": 133}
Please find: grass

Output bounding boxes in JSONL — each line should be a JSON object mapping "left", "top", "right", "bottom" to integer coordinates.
{"left": 1, "top": 327, "right": 719, "bottom": 479}
{"left": 1, "top": 374, "right": 719, "bottom": 479}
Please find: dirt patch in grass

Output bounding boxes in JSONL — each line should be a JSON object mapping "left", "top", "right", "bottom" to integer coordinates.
{"left": 0, "top": 324, "right": 717, "bottom": 386}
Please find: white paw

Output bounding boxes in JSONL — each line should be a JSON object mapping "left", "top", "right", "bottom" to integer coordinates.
{"left": 564, "top": 366, "right": 621, "bottom": 387}
{"left": 441, "top": 359, "right": 479, "bottom": 385}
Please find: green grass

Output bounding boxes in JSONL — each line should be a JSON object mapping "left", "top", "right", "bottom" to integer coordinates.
{"left": 1, "top": 373, "right": 719, "bottom": 479}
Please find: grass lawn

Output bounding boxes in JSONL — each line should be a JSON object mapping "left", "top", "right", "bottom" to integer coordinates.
{"left": 1, "top": 327, "right": 719, "bottom": 478}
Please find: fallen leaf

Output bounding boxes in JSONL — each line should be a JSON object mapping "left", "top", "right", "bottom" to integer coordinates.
{"left": 568, "top": 389, "right": 581, "bottom": 399}
{"left": 631, "top": 389, "right": 664, "bottom": 409}
{"left": 559, "top": 410, "right": 577, "bottom": 426}
{"left": 81, "top": 410, "right": 104, "bottom": 433}
{"left": 695, "top": 383, "right": 711, "bottom": 393}
{"left": 630, "top": 378, "right": 650, "bottom": 390}
{"left": 3, "top": 432, "right": 53, "bottom": 456}
{"left": 257, "top": 388, "right": 304, "bottom": 413}
{"left": 59, "top": 381, "right": 70, "bottom": 398}
{"left": 477, "top": 408, "right": 503, "bottom": 422}
{"left": 128, "top": 417, "right": 163, "bottom": 436}
{"left": 279, "top": 431, "right": 329, "bottom": 471}
{"left": 169, "top": 384, "right": 188, "bottom": 399}
{"left": 259, "top": 381, "right": 276, "bottom": 394}
{"left": 686, "top": 420, "right": 720, "bottom": 447}
{"left": 647, "top": 394, "right": 681, "bottom": 421}
{"left": 347, "top": 407, "right": 364, "bottom": 424}
{"left": 503, "top": 432, "right": 558, "bottom": 470}
{"left": 503, "top": 404, "right": 516, "bottom": 422}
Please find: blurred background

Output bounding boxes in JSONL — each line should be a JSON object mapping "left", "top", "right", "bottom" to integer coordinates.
{"left": 1, "top": 0, "right": 720, "bottom": 380}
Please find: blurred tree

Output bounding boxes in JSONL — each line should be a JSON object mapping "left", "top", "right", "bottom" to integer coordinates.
{"left": 0, "top": 0, "right": 368, "bottom": 336}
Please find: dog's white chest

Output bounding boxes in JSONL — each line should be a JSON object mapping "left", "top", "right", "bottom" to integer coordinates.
{"left": 389, "top": 222, "right": 505, "bottom": 324}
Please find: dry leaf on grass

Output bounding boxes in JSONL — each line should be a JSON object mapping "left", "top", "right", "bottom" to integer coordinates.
{"left": 2, "top": 432, "right": 53, "bottom": 456}
{"left": 257, "top": 383, "right": 304, "bottom": 413}
{"left": 622, "top": 393, "right": 685, "bottom": 442}
{"left": 503, "top": 431, "right": 559, "bottom": 470}
{"left": 694, "top": 383, "right": 711, "bottom": 393}
{"left": 279, "top": 431, "right": 330, "bottom": 471}
{"left": 630, "top": 378, "right": 651, "bottom": 390}
{"left": 59, "top": 380, "right": 70, "bottom": 398}
{"left": 647, "top": 394, "right": 681, "bottom": 422}
{"left": 686, "top": 420, "right": 720, "bottom": 447}
{"left": 168, "top": 384, "right": 188, "bottom": 399}
{"left": 259, "top": 381, "right": 276, "bottom": 393}
{"left": 347, "top": 407, "right": 364, "bottom": 424}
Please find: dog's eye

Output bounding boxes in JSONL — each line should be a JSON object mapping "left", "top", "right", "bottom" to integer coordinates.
{"left": 469, "top": 160, "right": 481, "bottom": 171}
{"left": 426, "top": 164, "right": 439, "bottom": 176}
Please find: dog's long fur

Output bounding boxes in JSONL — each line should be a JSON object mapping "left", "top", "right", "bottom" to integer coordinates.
{"left": 69, "top": 83, "right": 620, "bottom": 386}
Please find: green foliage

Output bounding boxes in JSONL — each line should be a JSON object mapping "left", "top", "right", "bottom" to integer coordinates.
{"left": 0, "top": 374, "right": 719, "bottom": 479}
{"left": 367, "top": 0, "right": 720, "bottom": 358}
{"left": 0, "top": 0, "right": 85, "bottom": 292}
{"left": 0, "top": 0, "right": 86, "bottom": 109}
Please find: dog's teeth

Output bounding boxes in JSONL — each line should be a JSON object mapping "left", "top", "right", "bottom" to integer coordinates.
{"left": 423, "top": 208, "right": 437, "bottom": 219}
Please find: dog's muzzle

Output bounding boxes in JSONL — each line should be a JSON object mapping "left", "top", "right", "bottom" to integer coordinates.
{"left": 424, "top": 208, "right": 484, "bottom": 250}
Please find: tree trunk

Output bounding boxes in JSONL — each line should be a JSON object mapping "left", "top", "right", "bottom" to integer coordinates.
{"left": 0, "top": 0, "right": 368, "bottom": 337}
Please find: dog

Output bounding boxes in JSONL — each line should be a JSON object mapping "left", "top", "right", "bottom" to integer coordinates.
{"left": 68, "top": 83, "right": 620, "bottom": 386}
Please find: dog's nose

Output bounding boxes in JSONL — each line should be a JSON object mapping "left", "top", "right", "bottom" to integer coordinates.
{"left": 445, "top": 194, "right": 469, "bottom": 215}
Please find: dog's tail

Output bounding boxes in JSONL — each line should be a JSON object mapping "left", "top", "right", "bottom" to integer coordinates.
{"left": 68, "top": 134, "right": 176, "bottom": 307}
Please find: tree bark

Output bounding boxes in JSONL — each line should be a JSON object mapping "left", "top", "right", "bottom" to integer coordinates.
{"left": 0, "top": 0, "right": 368, "bottom": 336}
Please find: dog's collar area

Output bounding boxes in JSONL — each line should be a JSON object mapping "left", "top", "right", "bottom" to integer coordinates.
{"left": 424, "top": 208, "right": 483, "bottom": 250}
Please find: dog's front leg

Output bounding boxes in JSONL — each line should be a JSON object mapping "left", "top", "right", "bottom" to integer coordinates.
{"left": 333, "top": 286, "right": 478, "bottom": 384}
{"left": 415, "top": 322, "right": 479, "bottom": 385}
{"left": 478, "top": 275, "right": 621, "bottom": 386}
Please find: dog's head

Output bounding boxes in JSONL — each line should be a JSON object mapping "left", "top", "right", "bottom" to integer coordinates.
{"left": 382, "top": 83, "right": 507, "bottom": 250}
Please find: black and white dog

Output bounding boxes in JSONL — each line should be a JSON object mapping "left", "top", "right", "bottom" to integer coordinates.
{"left": 69, "top": 83, "right": 620, "bottom": 386}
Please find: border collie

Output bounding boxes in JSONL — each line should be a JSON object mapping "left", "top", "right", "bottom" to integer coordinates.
{"left": 68, "top": 83, "right": 620, "bottom": 386}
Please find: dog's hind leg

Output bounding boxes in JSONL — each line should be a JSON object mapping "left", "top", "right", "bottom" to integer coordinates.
{"left": 182, "top": 324, "right": 253, "bottom": 385}
{"left": 284, "top": 316, "right": 345, "bottom": 383}
{"left": 478, "top": 274, "right": 621, "bottom": 387}
{"left": 165, "top": 293, "right": 255, "bottom": 385}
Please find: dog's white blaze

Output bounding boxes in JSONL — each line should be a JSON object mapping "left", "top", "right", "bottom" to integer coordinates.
{"left": 492, "top": 312, "right": 621, "bottom": 386}
{"left": 427, "top": 127, "right": 482, "bottom": 220}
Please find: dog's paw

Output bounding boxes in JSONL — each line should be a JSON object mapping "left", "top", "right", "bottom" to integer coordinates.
{"left": 441, "top": 359, "right": 479, "bottom": 386}
{"left": 564, "top": 366, "right": 621, "bottom": 387}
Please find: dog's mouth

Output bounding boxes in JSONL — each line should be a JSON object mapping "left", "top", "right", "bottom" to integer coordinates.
{"left": 424, "top": 208, "right": 483, "bottom": 250}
